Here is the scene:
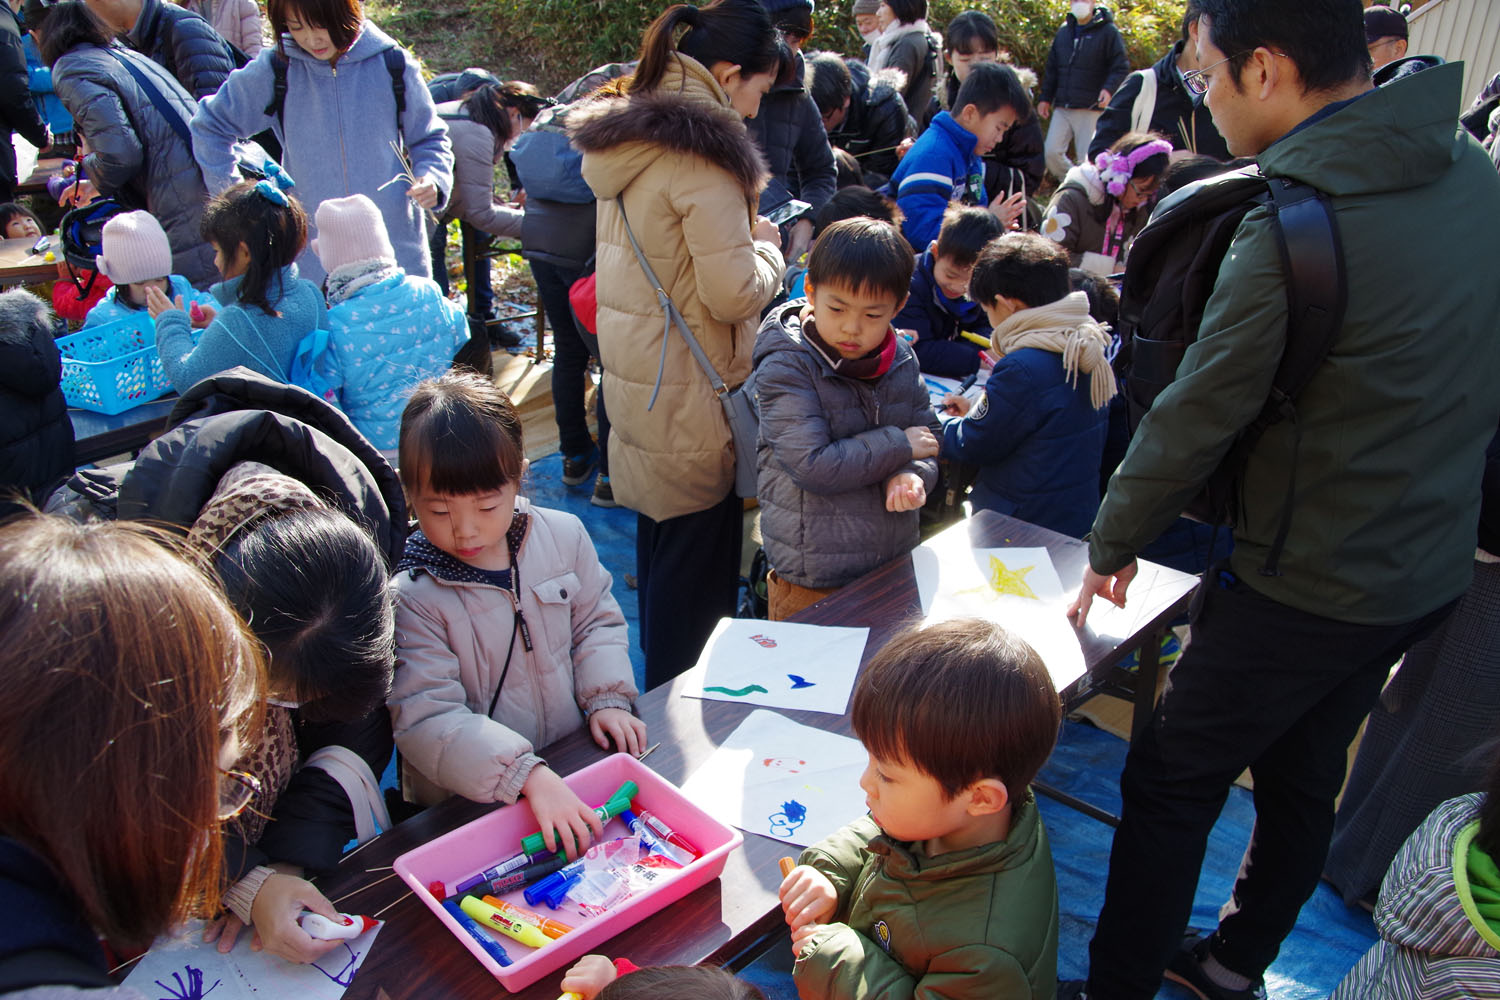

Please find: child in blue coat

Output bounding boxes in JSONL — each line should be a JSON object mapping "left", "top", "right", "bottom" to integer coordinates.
{"left": 84, "top": 211, "right": 213, "bottom": 329}
{"left": 314, "top": 194, "right": 467, "bottom": 450}
{"left": 889, "top": 62, "right": 1031, "bottom": 249}
{"left": 939, "top": 232, "right": 1115, "bottom": 538}
{"left": 147, "top": 175, "right": 326, "bottom": 393}
{"left": 894, "top": 204, "right": 1003, "bottom": 377}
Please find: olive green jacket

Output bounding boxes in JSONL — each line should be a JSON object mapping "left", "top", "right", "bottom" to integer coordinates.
{"left": 1091, "top": 62, "right": 1500, "bottom": 624}
{"left": 793, "top": 794, "right": 1058, "bottom": 1000}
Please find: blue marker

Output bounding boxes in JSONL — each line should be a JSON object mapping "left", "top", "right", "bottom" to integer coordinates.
{"left": 442, "top": 899, "right": 512, "bottom": 966}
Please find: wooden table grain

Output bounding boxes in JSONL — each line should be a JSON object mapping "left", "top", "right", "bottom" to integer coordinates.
{"left": 328, "top": 511, "right": 1196, "bottom": 998}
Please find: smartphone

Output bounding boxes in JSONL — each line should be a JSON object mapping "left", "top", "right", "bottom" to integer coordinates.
{"left": 764, "top": 198, "right": 812, "bottom": 227}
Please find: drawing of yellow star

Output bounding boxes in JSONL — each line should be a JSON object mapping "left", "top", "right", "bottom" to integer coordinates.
{"left": 986, "top": 556, "right": 1038, "bottom": 599}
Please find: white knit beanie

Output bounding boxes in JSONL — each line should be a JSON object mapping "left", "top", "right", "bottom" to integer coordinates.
{"left": 313, "top": 194, "right": 396, "bottom": 275}
{"left": 95, "top": 211, "right": 173, "bottom": 285}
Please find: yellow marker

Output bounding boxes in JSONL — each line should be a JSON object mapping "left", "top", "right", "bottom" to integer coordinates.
{"left": 960, "top": 330, "right": 991, "bottom": 348}
{"left": 459, "top": 895, "right": 551, "bottom": 950}
{"left": 480, "top": 895, "right": 574, "bottom": 939}
{"left": 558, "top": 994, "right": 583, "bottom": 1000}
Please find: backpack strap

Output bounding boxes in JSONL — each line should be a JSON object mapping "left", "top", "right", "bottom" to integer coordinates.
{"left": 1129, "top": 68, "right": 1157, "bottom": 134}
{"left": 106, "top": 49, "right": 193, "bottom": 149}
{"left": 264, "top": 49, "right": 289, "bottom": 123}
{"left": 384, "top": 47, "right": 406, "bottom": 150}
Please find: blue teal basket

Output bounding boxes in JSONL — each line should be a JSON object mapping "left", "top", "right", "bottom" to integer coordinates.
{"left": 57, "top": 316, "right": 172, "bottom": 415}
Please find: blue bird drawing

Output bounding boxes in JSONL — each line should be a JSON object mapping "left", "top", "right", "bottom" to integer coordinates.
{"left": 787, "top": 674, "right": 815, "bottom": 689}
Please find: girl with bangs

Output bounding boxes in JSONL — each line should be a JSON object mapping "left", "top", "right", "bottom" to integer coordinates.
{"left": 188, "top": 0, "right": 453, "bottom": 285}
{"left": 386, "top": 373, "right": 643, "bottom": 861}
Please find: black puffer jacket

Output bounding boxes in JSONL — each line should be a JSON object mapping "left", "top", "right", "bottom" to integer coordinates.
{"left": 0, "top": 292, "right": 72, "bottom": 521}
{"left": 828, "top": 60, "right": 910, "bottom": 188}
{"left": 125, "top": 0, "right": 234, "bottom": 100}
{"left": 1, "top": 3, "right": 47, "bottom": 197}
{"left": 1039, "top": 6, "right": 1129, "bottom": 110}
{"left": 51, "top": 42, "right": 216, "bottom": 286}
{"left": 748, "top": 49, "right": 837, "bottom": 218}
{"left": 1089, "top": 41, "right": 1229, "bottom": 160}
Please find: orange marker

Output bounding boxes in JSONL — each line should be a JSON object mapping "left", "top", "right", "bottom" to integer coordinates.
{"left": 779, "top": 857, "right": 796, "bottom": 878}
{"left": 480, "top": 895, "right": 574, "bottom": 939}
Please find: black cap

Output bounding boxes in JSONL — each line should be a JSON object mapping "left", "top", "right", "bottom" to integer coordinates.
{"left": 455, "top": 68, "right": 502, "bottom": 93}
{"left": 1364, "top": 6, "right": 1408, "bottom": 43}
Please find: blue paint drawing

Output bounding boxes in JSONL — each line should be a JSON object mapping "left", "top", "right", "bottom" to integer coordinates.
{"left": 312, "top": 942, "right": 361, "bottom": 987}
{"left": 155, "top": 965, "right": 220, "bottom": 1000}
{"left": 787, "top": 674, "right": 815, "bottom": 689}
{"left": 768, "top": 799, "right": 808, "bottom": 838}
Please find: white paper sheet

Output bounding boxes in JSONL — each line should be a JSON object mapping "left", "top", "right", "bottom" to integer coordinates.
{"left": 123, "top": 918, "right": 381, "bottom": 1000}
{"left": 679, "top": 709, "right": 869, "bottom": 847}
{"left": 680, "top": 617, "right": 870, "bottom": 716}
{"left": 912, "top": 523, "right": 1087, "bottom": 693}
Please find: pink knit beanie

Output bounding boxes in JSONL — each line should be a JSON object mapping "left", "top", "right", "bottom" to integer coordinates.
{"left": 313, "top": 194, "right": 396, "bottom": 275}
{"left": 95, "top": 211, "right": 173, "bottom": 285}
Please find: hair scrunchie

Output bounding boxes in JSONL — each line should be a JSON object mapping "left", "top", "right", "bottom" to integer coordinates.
{"left": 254, "top": 160, "right": 296, "bottom": 207}
{"left": 1096, "top": 138, "right": 1173, "bottom": 198}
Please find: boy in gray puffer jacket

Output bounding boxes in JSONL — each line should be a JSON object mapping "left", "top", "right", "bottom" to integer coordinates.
{"left": 753, "top": 218, "right": 940, "bottom": 621}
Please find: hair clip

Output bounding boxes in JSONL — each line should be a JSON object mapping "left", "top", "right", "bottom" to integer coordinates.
{"left": 253, "top": 160, "right": 296, "bottom": 206}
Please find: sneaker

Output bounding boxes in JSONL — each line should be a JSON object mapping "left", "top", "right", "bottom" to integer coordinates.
{"left": 562, "top": 447, "right": 598, "bottom": 486}
{"left": 488, "top": 324, "right": 524, "bottom": 350}
{"left": 591, "top": 474, "right": 618, "bottom": 508}
{"left": 1056, "top": 981, "right": 1090, "bottom": 1000}
{"left": 1164, "top": 933, "right": 1267, "bottom": 1000}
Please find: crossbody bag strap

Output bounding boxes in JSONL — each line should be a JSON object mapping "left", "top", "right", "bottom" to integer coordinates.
{"left": 107, "top": 49, "right": 193, "bottom": 148}
{"left": 615, "top": 196, "right": 731, "bottom": 410}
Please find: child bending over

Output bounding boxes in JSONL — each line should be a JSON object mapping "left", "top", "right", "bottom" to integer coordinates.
{"left": 940, "top": 232, "right": 1115, "bottom": 538}
{"left": 85, "top": 210, "right": 213, "bottom": 328}
{"left": 894, "top": 203, "right": 1004, "bottom": 377}
{"left": 780, "top": 618, "right": 1062, "bottom": 999}
{"left": 387, "top": 372, "right": 643, "bottom": 858}
{"left": 753, "top": 217, "right": 939, "bottom": 620}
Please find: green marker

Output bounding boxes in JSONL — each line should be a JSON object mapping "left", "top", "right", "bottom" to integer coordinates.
{"left": 521, "top": 780, "right": 637, "bottom": 858}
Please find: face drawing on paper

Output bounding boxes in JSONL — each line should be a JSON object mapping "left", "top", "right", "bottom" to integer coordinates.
{"left": 769, "top": 799, "right": 808, "bottom": 837}
{"left": 154, "top": 966, "right": 221, "bottom": 1000}
{"left": 762, "top": 756, "right": 807, "bottom": 774}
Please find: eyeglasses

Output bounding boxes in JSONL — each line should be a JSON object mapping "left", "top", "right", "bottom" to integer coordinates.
{"left": 218, "top": 768, "right": 262, "bottom": 821}
{"left": 1183, "top": 50, "right": 1288, "bottom": 97}
{"left": 1127, "top": 179, "right": 1155, "bottom": 198}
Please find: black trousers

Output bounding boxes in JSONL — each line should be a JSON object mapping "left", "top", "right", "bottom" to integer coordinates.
{"left": 637, "top": 489, "right": 743, "bottom": 690}
{"left": 1085, "top": 567, "right": 1454, "bottom": 999}
{"left": 531, "top": 258, "right": 609, "bottom": 471}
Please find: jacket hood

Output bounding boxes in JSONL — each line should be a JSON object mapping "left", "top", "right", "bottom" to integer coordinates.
{"left": 281, "top": 17, "right": 395, "bottom": 66}
{"left": 1374, "top": 795, "right": 1500, "bottom": 958}
{"left": 1059, "top": 162, "right": 1107, "bottom": 205}
{"left": 0, "top": 294, "right": 57, "bottom": 399}
{"left": 1259, "top": 61, "right": 1467, "bottom": 197}
{"left": 570, "top": 53, "right": 769, "bottom": 201}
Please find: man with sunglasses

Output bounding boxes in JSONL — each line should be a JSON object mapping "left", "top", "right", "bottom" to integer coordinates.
{"left": 1062, "top": 2, "right": 1500, "bottom": 999}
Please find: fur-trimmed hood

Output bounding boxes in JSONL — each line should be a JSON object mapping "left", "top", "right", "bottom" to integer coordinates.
{"left": 569, "top": 53, "right": 769, "bottom": 201}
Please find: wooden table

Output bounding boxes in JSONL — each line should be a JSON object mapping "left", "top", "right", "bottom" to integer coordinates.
{"left": 16, "top": 156, "right": 68, "bottom": 197}
{"left": 0, "top": 235, "right": 56, "bottom": 287}
{"left": 321, "top": 511, "right": 1194, "bottom": 999}
{"left": 69, "top": 396, "right": 178, "bottom": 465}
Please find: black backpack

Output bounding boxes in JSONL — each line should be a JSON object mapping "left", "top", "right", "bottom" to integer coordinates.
{"left": 1114, "top": 165, "right": 1346, "bottom": 576}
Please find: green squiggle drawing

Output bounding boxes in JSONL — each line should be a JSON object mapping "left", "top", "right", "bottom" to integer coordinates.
{"left": 705, "top": 684, "right": 769, "bottom": 697}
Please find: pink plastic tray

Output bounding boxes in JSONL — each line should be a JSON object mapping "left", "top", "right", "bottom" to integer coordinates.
{"left": 393, "top": 753, "right": 743, "bottom": 992}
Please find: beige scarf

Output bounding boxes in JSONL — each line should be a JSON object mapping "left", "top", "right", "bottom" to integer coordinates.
{"left": 990, "top": 291, "right": 1118, "bottom": 410}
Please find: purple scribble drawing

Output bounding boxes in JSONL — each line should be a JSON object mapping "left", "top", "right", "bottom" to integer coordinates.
{"left": 768, "top": 799, "right": 808, "bottom": 838}
{"left": 155, "top": 965, "right": 221, "bottom": 999}
{"left": 312, "top": 942, "right": 360, "bottom": 987}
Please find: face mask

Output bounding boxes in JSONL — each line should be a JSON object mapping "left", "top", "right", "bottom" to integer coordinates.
{"left": 860, "top": 27, "right": 880, "bottom": 44}
{"left": 1072, "top": 2, "right": 1093, "bottom": 19}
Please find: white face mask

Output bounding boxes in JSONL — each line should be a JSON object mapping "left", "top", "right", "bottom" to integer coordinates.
{"left": 1072, "top": 2, "right": 1093, "bottom": 20}
{"left": 860, "top": 26, "right": 880, "bottom": 44}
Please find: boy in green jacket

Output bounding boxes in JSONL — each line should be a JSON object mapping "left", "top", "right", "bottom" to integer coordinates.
{"left": 778, "top": 619, "right": 1062, "bottom": 999}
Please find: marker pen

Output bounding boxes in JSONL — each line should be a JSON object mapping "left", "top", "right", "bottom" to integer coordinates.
{"left": 299, "top": 912, "right": 377, "bottom": 940}
{"left": 633, "top": 809, "right": 701, "bottom": 861}
{"left": 460, "top": 896, "right": 552, "bottom": 949}
{"left": 479, "top": 895, "right": 574, "bottom": 939}
{"left": 442, "top": 899, "right": 512, "bottom": 966}
{"left": 520, "top": 781, "right": 638, "bottom": 858}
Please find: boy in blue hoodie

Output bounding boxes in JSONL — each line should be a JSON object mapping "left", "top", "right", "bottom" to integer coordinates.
{"left": 889, "top": 62, "right": 1031, "bottom": 249}
{"left": 894, "top": 204, "right": 1003, "bottom": 378}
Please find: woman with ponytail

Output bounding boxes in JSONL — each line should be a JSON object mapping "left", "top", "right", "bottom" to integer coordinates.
{"left": 568, "top": 0, "right": 785, "bottom": 687}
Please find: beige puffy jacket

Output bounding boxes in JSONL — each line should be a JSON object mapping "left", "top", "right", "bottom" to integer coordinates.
{"left": 388, "top": 501, "right": 636, "bottom": 807}
{"left": 570, "top": 54, "right": 784, "bottom": 522}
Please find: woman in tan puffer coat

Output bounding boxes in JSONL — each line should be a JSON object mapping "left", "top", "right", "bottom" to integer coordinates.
{"left": 569, "top": 0, "right": 785, "bottom": 687}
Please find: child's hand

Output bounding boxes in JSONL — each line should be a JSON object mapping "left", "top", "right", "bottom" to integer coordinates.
{"left": 895, "top": 327, "right": 917, "bottom": 345}
{"left": 895, "top": 136, "right": 915, "bottom": 160}
{"left": 190, "top": 300, "right": 217, "bottom": 329}
{"left": 988, "top": 190, "right": 1027, "bottom": 230}
{"left": 884, "top": 472, "right": 927, "bottom": 512}
{"left": 942, "top": 393, "right": 972, "bottom": 417}
{"left": 588, "top": 707, "right": 646, "bottom": 757}
{"left": 790, "top": 920, "right": 822, "bottom": 958}
{"left": 408, "top": 175, "right": 439, "bottom": 209}
{"left": 559, "top": 954, "right": 618, "bottom": 999}
{"left": 903, "top": 425, "right": 939, "bottom": 460}
{"left": 145, "top": 286, "right": 183, "bottom": 320}
{"left": 778, "top": 864, "right": 837, "bottom": 931}
{"left": 521, "top": 765, "right": 604, "bottom": 861}
{"left": 58, "top": 178, "right": 98, "bottom": 207}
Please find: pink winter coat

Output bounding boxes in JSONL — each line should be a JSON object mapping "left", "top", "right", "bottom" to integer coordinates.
{"left": 183, "top": 0, "right": 262, "bottom": 57}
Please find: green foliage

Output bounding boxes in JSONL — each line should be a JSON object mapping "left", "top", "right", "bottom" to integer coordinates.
{"left": 489, "top": 0, "right": 1185, "bottom": 94}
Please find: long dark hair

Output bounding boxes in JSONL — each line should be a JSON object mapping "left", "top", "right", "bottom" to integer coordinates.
{"left": 39, "top": 0, "right": 112, "bottom": 66}
{"left": 462, "top": 81, "right": 550, "bottom": 149}
{"left": 200, "top": 180, "right": 308, "bottom": 315}
{"left": 630, "top": 0, "right": 781, "bottom": 95}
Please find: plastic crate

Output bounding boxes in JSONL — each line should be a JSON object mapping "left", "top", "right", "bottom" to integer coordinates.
{"left": 57, "top": 316, "right": 172, "bottom": 415}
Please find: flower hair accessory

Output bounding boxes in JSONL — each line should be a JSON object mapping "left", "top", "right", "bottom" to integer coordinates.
{"left": 1095, "top": 139, "right": 1173, "bottom": 198}
{"left": 254, "top": 161, "right": 296, "bottom": 206}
